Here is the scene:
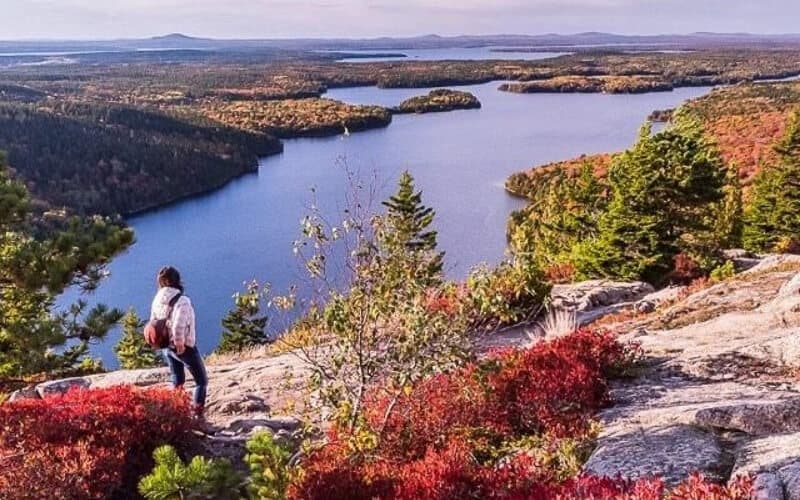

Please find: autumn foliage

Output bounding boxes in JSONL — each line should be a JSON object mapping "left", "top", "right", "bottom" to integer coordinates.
{"left": 0, "top": 386, "right": 193, "bottom": 500}
{"left": 290, "top": 329, "right": 630, "bottom": 498}
{"left": 289, "top": 329, "right": 750, "bottom": 499}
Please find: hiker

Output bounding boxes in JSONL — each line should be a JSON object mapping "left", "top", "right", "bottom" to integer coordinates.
{"left": 148, "top": 266, "right": 208, "bottom": 417}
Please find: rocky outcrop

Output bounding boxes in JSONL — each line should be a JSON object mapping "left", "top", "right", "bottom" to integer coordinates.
{"left": 582, "top": 254, "right": 800, "bottom": 493}
{"left": 584, "top": 424, "right": 726, "bottom": 484}
{"left": 551, "top": 280, "right": 655, "bottom": 324}
{"left": 23, "top": 253, "right": 800, "bottom": 491}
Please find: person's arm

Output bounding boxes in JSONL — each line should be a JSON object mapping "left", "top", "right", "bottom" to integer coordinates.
{"left": 171, "top": 300, "right": 191, "bottom": 354}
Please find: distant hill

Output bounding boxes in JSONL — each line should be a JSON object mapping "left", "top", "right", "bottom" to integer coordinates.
{"left": 150, "top": 33, "right": 205, "bottom": 41}
{"left": 3, "top": 32, "right": 800, "bottom": 55}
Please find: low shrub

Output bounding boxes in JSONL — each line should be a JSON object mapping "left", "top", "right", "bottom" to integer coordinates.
{"left": 465, "top": 261, "right": 551, "bottom": 329}
{"left": 139, "top": 445, "right": 242, "bottom": 500}
{"left": 669, "top": 252, "right": 705, "bottom": 285}
{"left": 544, "top": 262, "right": 578, "bottom": 284}
{"left": 0, "top": 386, "right": 193, "bottom": 499}
{"left": 291, "top": 329, "right": 639, "bottom": 497}
{"left": 710, "top": 260, "right": 737, "bottom": 282}
{"left": 246, "top": 432, "right": 296, "bottom": 500}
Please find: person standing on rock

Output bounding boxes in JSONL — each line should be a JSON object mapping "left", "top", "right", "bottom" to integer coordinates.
{"left": 148, "top": 266, "right": 208, "bottom": 417}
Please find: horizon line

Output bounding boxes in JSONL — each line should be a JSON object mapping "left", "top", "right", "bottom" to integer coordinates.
{"left": 4, "top": 31, "right": 800, "bottom": 44}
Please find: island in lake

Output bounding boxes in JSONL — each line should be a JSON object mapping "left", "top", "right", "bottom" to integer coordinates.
{"left": 392, "top": 89, "right": 481, "bottom": 114}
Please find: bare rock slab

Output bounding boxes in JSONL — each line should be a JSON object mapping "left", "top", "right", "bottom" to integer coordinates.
{"left": 733, "top": 432, "right": 800, "bottom": 477}
{"left": 9, "top": 386, "right": 41, "bottom": 402}
{"left": 86, "top": 368, "right": 170, "bottom": 388}
{"left": 583, "top": 425, "right": 725, "bottom": 486}
{"left": 36, "top": 377, "right": 90, "bottom": 398}
{"left": 752, "top": 472, "right": 785, "bottom": 500}
{"left": 696, "top": 398, "right": 800, "bottom": 436}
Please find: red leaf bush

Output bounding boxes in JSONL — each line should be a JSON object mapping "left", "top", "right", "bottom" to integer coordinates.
{"left": 0, "top": 386, "right": 193, "bottom": 499}
{"left": 368, "top": 328, "right": 633, "bottom": 461}
{"left": 290, "top": 329, "right": 748, "bottom": 498}
{"left": 291, "top": 329, "right": 649, "bottom": 498}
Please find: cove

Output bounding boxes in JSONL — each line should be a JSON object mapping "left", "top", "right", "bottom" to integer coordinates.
{"left": 74, "top": 81, "right": 713, "bottom": 365}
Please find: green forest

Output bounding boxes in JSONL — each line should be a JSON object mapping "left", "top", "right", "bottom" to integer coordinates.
{"left": 0, "top": 101, "right": 282, "bottom": 215}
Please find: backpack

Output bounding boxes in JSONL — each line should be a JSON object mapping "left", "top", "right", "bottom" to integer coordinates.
{"left": 144, "top": 293, "right": 182, "bottom": 349}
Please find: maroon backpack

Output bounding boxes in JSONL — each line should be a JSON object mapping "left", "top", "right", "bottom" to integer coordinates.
{"left": 144, "top": 293, "right": 182, "bottom": 349}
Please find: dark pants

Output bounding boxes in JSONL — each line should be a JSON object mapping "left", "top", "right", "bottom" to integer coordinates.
{"left": 163, "top": 346, "right": 208, "bottom": 408}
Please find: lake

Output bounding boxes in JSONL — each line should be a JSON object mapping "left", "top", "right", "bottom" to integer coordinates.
{"left": 333, "top": 47, "right": 568, "bottom": 63}
{"left": 74, "top": 81, "right": 714, "bottom": 365}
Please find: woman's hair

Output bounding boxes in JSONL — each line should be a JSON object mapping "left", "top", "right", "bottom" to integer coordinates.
{"left": 157, "top": 266, "right": 184, "bottom": 292}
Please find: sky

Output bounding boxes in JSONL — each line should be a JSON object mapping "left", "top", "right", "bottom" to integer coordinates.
{"left": 5, "top": 0, "right": 800, "bottom": 40}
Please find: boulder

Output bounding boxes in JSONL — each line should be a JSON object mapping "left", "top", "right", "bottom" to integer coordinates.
{"left": 782, "top": 462, "right": 800, "bottom": 500}
{"left": 225, "top": 415, "right": 302, "bottom": 434}
{"left": 696, "top": 398, "right": 800, "bottom": 436}
{"left": 551, "top": 280, "right": 655, "bottom": 312}
{"left": 723, "top": 249, "right": 757, "bottom": 260}
{"left": 743, "top": 254, "right": 800, "bottom": 276}
{"left": 752, "top": 473, "right": 785, "bottom": 500}
{"left": 207, "top": 393, "right": 270, "bottom": 416}
{"left": 634, "top": 286, "right": 686, "bottom": 313}
{"left": 36, "top": 377, "right": 90, "bottom": 398}
{"left": 583, "top": 425, "right": 725, "bottom": 486}
{"left": 732, "top": 432, "right": 800, "bottom": 477}
{"left": 86, "top": 368, "right": 169, "bottom": 388}
{"left": 9, "top": 386, "right": 41, "bottom": 402}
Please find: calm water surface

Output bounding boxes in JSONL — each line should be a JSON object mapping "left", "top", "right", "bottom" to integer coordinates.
{"left": 74, "top": 82, "right": 713, "bottom": 365}
{"left": 334, "top": 47, "right": 567, "bottom": 62}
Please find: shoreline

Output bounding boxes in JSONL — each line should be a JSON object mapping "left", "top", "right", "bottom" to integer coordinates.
{"left": 121, "top": 74, "right": 800, "bottom": 221}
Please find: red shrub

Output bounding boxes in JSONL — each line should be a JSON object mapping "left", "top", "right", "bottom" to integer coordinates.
{"left": 544, "top": 262, "right": 577, "bottom": 284}
{"left": 294, "top": 329, "right": 639, "bottom": 497}
{"left": 485, "top": 329, "right": 630, "bottom": 437}
{"left": 0, "top": 386, "right": 193, "bottom": 499}
{"left": 668, "top": 473, "right": 753, "bottom": 500}
{"left": 293, "top": 441, "right": 751, "bottom": 500}
{"left": 367, "top": 362, "right": 504, "bottom": 461}
{"left": 669, "top": 253, "right": 704, "bottom": 285}
{"left": 370, "top": 328, "right": 630, "bottom": 460}
{"left": 286, "top": 433, "right": 395, "bottom": 500}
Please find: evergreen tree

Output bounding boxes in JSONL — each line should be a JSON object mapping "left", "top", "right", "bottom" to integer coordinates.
{"left": 743, "top": 110, "right": 800, "bottom": 252}
{"left": 114, "top": 309, "right": 160, "bottom": 369}
{"left": 510, "top": 160, "right": 607, "bottom": 271}
{"left": 379, "top": 171, "right": 444, "bottom": 285}
{"left": 246, "top": 432, "right": 294, "bottom": 500}
{"left": 216, "top": 281, "right": 269, "bottom": 355}
{"left": 714, "top": 167, "right": 744, "bottom": 249}
{"left": 139, "top": 445, "right": 242, "bottom": 500}
{"left": 574, "top": 121, "right": 726, "bottom": 284}
{"left": 0, "top": 152, "right": 133, "bottom": 380}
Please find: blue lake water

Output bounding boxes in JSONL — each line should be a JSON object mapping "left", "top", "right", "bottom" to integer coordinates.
{"left": 72, "top": 82, "right": 714, "bottom": 366}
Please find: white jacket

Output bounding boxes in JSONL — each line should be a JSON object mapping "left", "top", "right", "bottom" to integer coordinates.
{"left": 150, "top": 287, "right": 196, "bottom": 348}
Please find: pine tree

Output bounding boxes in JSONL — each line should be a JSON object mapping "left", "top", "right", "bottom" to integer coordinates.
{"left": 139, "top": 445, "right": 242, "bottom": 500}
{"left": 743, "top": 110, "right": 800, "bottom": 252}
{"left": 216, "top": 281, "right": 269, "bottom": 355}
{"left": 379, "top": 171, "right": 444, "bottom": 285}
{"left": 114, "top": 309, "right": 160, "bottom": 369}
{"left": 573, "top": 121, "right": 726, "bottom": 284}
{"left": 510, "top": 160, "right": 607, "bottom": 271}
{"left": 714, "top": 167, "right": 744, "bottom": 249}
{"left": 246, "top": 432, "right": 294, "bottom": 500}
{"left": 0, "top": 152, "right": 133, "bottom": 379}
